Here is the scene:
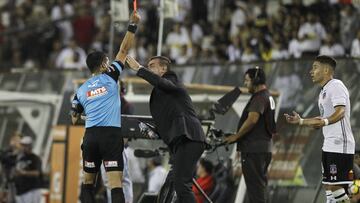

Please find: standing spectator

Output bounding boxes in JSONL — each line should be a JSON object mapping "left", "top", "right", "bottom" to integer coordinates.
{"left": 14, "top": 136, "right": 42, "bottom": 203}
{"left": 319, "top": 34, "right": 345, "bottom": 57}
{"left": 288, "top": 30, "right": 302, "bottom": 58}
{"left": 351, "top": 30, "right": 360, "bottom": 58}
{"left": 241, "top": 43, "right": 258, "bottom": 63}
{"left": 176, "top": 45, "right": 190, "bottom": 65}
{"left": 48, "top": 40, "right": 62, "bottom": 69}
{"left": 72, "top": 5, "right": 95, "bottom": 51}
{"left": 254, "top": 3, "right": 269, "bottom": 35}
{"left": 165, "top": 23, "right": 191, "bottom": 61}
{"left": 55, "top": 39, "right": 86, "bottom": 69}
{"left": 188, "top": 44, "right": 202, "bottom": 63}
{"left": 184, "top": 18, "right": 204, "bottom": 44}
{"left": 340, "top": 5, "right": 360, "bottom": 52}
{"left": 175, "top": 0, "right": 191, "bottom": 22}
{"left": 230, "top": 1, "right": 247, "bottom": 37}
{"left": 147, "top": 157, "right": 167, "bottom": 193}
{"left": 51, "top": 0, "right": 74, "bottom": 45}
{"left": 298, "top": 12, "right": 327, "bottom": 57}
{"left": 227, "top": 37, "right": 242, "bottom": 62}
{"left": 271, "top": 40, "right": 290, "bottom": 60}
{"left": 192, "top": 159, "right": 214, "bottom": 203}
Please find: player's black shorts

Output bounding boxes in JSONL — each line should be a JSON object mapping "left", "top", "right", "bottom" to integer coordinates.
{"left": 322, "top": 151, "right": 354, "bottom": 185}
{"left": 81, "top": 126, "right": 124, "bottom": 173}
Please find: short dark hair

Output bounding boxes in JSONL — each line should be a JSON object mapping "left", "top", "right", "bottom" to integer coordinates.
{"left": 315, "top": 55, "right": 337, "bottom": 70}
{"left": 149, "top": 56, "right": 171, "bottom": 71}
{"left": 199, "top": 158, "right": 214, "bottom": 174}
{"left": 86, "top": 51, "right": 107, "bottom": 73}
{"left": 245, "top": 67, "right": 266, "bottom": 85}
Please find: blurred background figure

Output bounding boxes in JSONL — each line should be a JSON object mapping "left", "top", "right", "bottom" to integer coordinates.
{"left": 147, "top": 156, "right": 167, "bottom": 194}
{"left": 192, "top": 158, "right": 215, "bottom": 203}
{"left": 297, "top": 12, "right": 327, "bottom": 58}
{"left": 351, "top": 30, "right": 360, "bottom": 58}
{"left": 55, "top": 38, "right": 86, "bottom": 69}
{"left": 319, "top": 34, "right": 345, "bottom": 57}
{"left": 14, "top": 136, "right": 42, "bottom": 203}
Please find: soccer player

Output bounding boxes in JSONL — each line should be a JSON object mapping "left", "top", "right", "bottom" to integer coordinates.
{"left": 285, "top": 55, "right": 355, "bottom": 203}
{"left": 70, "top": 12, "right": 140, "bottom": 203}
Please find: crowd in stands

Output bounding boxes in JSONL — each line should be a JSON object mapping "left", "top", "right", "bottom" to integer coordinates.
{"left": 1, "top": 0, "right": 360, "bottom": 71}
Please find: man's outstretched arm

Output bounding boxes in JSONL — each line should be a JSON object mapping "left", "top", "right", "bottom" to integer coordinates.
{"left": 115, "top": 12, "right": 141, "bottom": 64}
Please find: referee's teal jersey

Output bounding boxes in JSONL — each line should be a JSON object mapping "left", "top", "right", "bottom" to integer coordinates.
{"left": 72, "top": 61, "right": 123, "bottom": 128}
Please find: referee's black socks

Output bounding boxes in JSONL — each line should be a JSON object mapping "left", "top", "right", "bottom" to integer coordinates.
{"left": 80, "top": 184, "right": 96, "bottom": 203}
{"left": 111, "top": 187, "right": 125, "bottom": 203}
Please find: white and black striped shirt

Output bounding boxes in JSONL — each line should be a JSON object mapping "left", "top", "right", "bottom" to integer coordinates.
{"left": 318, "top": 79, "right": 355, "bottom": 154}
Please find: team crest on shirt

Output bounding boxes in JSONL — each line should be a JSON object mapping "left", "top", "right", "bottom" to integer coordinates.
{"left": 330, "top": 164, "right": 337, "bottom": 175}
{"left": 322, "top": 91, "right": 326, "bottom": 99}
{"left": 87, "top": 86, "right": 108, "bottom": 99}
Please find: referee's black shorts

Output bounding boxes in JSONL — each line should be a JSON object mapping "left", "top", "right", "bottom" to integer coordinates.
{"left": 81, "top": 126, "right": 124, "bottom": 173}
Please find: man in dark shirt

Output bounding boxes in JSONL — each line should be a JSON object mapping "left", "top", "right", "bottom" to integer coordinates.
{"left": 225, "top": 67, "right": 276, "bottom": 203}
{"left": 125, "top": 55, "right": 206, "bottom": 203}
{"left": 14, "top": 136, "right": 42, "bottom": 203}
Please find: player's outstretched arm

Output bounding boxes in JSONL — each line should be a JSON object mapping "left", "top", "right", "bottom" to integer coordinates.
{"left": 284, "top": 109, "right": 344, "bottom": 129}
{"left": 115, "top": 12, "right": 141, "bottom": 64}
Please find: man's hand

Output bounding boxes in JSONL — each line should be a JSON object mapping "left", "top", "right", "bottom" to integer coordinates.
{"left": 284, "top": 111, "right": 301, "bottom": 125}
{"left": 224, "top": 134, "right": 239, "bottom": 144}
{"left": 126, "top": 55, "right": 141, "bottom": 71}
{"left": 130, "top": 11, "right": 141, "bottom": 24}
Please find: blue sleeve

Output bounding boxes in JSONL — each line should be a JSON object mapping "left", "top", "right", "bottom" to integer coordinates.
{"left": 105, "top": 61, "right": 124, "bottom": 82}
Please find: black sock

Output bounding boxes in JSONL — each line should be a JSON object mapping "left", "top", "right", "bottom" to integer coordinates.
{"left": 111, "top": 188, "right": 125, "bottom": 203}
{"left": 80, "top": 184, "right": 95, "bottom": 203}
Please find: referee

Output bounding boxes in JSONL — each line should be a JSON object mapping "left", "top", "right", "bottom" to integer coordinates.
{"left": 71, "top": 12, "right": 140, "bottom": 203}
{"left": 285, "top": 55, "right": 355, "bottom": 203}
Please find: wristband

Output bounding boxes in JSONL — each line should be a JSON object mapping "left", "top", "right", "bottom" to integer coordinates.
{"left": 323, "top": 118, "right": 329, "bottom": 126}
{"left": 127, "top": 23, "right": 137, "bottom": 33}
{"left": 299, "top": 118, "right": 304, "bottom": 125}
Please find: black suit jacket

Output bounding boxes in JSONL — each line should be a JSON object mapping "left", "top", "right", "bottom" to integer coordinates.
{"left": 136, "top": 68, "right": 206, "bottom": 146}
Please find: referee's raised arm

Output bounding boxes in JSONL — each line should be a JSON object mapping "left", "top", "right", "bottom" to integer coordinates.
{"left": 116, "top": 12, "right": 141, "bottom": 64}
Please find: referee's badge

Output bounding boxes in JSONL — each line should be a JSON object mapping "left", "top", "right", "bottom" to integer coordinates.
{"left": 330, "top": 164, "right": 337, "bottom": 175}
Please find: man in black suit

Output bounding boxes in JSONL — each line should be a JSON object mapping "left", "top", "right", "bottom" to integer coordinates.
{"left": 125, "top": 55, "right": 206, "bottom": 203}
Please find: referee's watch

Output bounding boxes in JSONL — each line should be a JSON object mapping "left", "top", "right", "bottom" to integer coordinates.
{"left": 127, "top": 23, "right": 137, "bottom": 33}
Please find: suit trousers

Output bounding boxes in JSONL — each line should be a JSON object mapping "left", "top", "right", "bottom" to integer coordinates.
{"left": 242, "top": 152, "right": 272, "bottom": 203}
{"left": 168, "top": 138, "right": 204, "bottom": 203}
